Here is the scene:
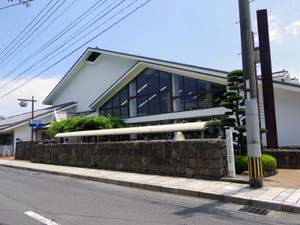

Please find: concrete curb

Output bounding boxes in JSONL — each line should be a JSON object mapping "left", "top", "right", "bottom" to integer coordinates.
{"left": 1, "top": 164, "right": 300, "bottom": 214}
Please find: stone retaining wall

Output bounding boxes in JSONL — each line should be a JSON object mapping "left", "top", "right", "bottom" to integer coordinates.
{"left": 31, "top": 140, "right": 227, "bottom": 179}
{"left": 15, "top": 141, "right": 32, "bottom": 160}
{"left": 263, "top": 149, "right": 300, "bottom": 169}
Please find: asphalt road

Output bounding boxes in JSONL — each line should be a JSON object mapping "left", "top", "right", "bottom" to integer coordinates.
{"left": 0, "top": 166, "right": 299, "bottom": 225}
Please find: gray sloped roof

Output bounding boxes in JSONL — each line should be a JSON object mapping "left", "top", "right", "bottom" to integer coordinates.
{"left": 0, "top": 102, "right": 76, "bottom": 132}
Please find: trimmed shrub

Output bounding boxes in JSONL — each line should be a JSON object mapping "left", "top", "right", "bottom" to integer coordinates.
{"left": 48, "top": 116, "right": 127, "bottom": 137}
{"left": 234, "top": 154, "right": 277, "bottom": 174}
{"left": 235, "top": 155, "right": 248, "bottom": 174}
{"left": 262, "top": 154, "right": 277, "bottom": 172}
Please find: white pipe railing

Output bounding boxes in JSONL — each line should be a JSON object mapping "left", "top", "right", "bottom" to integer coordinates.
{"left": 55, "top": 121, "right": 221, "bottom": 138}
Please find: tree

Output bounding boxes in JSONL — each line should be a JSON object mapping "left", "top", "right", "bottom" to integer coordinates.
{"left": 7, "top": 0, "right": 31, "bottom": 8}
{"left": 48, "top": 116, "right": 128, "bottom": 137}
{"left": 220, "top": 70, "right": 247, "bottom": 155}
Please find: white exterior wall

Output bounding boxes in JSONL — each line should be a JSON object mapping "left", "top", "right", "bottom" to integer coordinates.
{"left": 12, "top": 114, "right": 54, "bottom": 154}
{"left": 252, "top": 84, "right": 300, "bottom": 147}
{"left": 52, "top": 54, "right": 137, "bottom": 112}
{"left": 273, "top": 88, "right": 300, "bottom": 146}
{"left": 13, "top": 124, "right": 32, "bottom": 154}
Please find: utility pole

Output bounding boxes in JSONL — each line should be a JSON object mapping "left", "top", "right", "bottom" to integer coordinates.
{"left": 238, "top": 0, "right": 263, "bottom": 188}
{"left": 18, "top": 96, "right": 37, "bottom": 159}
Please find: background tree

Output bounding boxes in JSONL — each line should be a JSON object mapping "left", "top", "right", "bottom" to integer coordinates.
{"left": 48, "top": 116, "right": 127, "bottom": 137}
{"left": 7, "top": 0, "right": 31, "bottom": 7}
{"left": 220, "top": 70, "right": 247, "bottom": 155}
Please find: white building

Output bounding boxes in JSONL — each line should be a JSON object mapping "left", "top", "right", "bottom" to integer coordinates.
{"left": 44, "top": 48, "right": 300, "bottom": 146}
{"left": 1, "top": 47, "right": 300, "bottom": 154}
{"left": 0, "top": 102, "right": 78, "bottom": 155}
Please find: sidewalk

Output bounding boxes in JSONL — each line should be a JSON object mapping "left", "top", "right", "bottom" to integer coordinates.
{"left": 0, "top": 159, "right": 300, "bottom": 214}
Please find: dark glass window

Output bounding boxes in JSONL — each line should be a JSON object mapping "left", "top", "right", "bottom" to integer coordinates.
{"left": 120, "top": 86, "right": 129, "bottom": 107}
{"left": 212, "top": 84, "right": 226, "bottom": 107}
{"left": 184, "top": 77, "right": 197, "bottom": 96}
{"left": 198, "top": 80, "right": 212, "bottom": 109}
{"left": 106, "top": 100, "right": 112, "bottom": 109}
{"left": 148, "top": 93, "right": 160, "bottom": 115}
{"left": 112, "top": 107, "right": 120, "bottom": 117}
{"left": 137, "top": 72, "right": 148, "bottom": 96}
{"left": 112, "top": 94, "right": 120, "bottom": 108}
{"left": 160, "top": 92, "right": 171, "bottom": 113}
{"left": 137, "top": 96, "right": 148, "bottom": 116}
{"left": 99, "top": 107, "right": 105, "bottom": 116}
{"left": 106, "top": 108, "right": 112, "bottom": 117}
{"left": 148, "top": 71, "right": 159, "bottom": 94}
{"left": 98, "top": 68, "right": 226, "bottom": 119}
{"left": 120, "top": 106, "right": 128, "bottom": 118}
{"left": 185, "top": 95, "right": 198, "bottom": 111}
{"left": 159, "top": 71, "right": 171, "bottom": 93}
{"left": 0, "top": 134, "right": 12, "bottom": 145}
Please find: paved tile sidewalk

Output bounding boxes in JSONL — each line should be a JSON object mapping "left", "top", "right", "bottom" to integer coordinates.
{"left": 0, "top": 160, "right": 300, "bottom": 213}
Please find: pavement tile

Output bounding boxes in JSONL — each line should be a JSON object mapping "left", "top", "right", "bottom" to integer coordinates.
{"left": 285, "top": 190, "right": 300, "bottom": 203}
{"left": 274, "top": 191, "right": 295, "bottom": 202}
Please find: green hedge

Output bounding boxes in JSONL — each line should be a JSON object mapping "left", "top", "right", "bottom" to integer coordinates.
{"left": 235, "top": 154, "right": 277, "bottom": 174}
{"left": 235, "top": 155, "right": 248, "bottom": 174}
{"left": 48, "top": 116, "right": 127, "bottom": 137}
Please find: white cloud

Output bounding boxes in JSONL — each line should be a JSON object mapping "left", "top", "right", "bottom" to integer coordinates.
{"left": 268, "top": 16, "right": 283, "bottom": 44}
{"left": 0, "top": 77, "right": 60, "bottom": 117}
{"left": 286, "top": 20, "right": 300, "bottom": 36}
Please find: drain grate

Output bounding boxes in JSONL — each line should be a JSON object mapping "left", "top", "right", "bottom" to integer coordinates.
{"left": 239, "top": 206, "right": 269, "bottom": 216}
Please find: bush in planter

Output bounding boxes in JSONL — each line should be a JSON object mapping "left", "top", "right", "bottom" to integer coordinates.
{"left": 234, "top": 154, "right": 277, "bottom": 176}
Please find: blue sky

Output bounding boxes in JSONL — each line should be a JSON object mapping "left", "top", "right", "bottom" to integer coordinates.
{"left": 0, "top": 0, "right": 299, "bottom": 116}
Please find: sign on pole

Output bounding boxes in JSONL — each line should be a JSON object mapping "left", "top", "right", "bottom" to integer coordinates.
{"left": 29, "top": 120, "right": 46, "bottom": 128}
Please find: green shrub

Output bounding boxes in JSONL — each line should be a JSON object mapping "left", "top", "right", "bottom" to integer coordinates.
{"left": 235, "top": 155, "right": 248, "bottom": 174}
{"left": 262, "top": 154, "right": 277, "bottom": 172}
{"left": 234, "top": 154, "right": 277, "bottom": 174}
{"left": 48, "top": 116, "right": 127, "bottom": 137}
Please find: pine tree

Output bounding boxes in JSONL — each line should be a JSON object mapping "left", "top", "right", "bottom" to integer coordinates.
{"left": 220, "top": 70, "right": 247, "bottom": 155}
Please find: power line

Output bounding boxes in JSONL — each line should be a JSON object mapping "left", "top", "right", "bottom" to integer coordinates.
{"left": 0, "top": 0, "right": 107, "bottom": 90}
{"left": 0, "top": 0, "right": 60, "bottom": 63}
{"left": 0, "top": 0, "right": 54, "bottom": 59}
{"left": 0, "top": 0, "right": 152, "bottom": 99}
{"left": 0, "top": 0, "right": 33, "bottom": 10}
{"left": 0, "top": 0, "right": 127, "bottom": 91}
{"left": 26, "top": 0, "right": 79, "bottom": 46}
{"left": 0, "top": 0, "right": 67, "bottom": 66}
{"left": 0, "top": 0, "right": 73, "bottom": 67}
{"left": 0, "top": 0, "right": 105, "bottom": 85}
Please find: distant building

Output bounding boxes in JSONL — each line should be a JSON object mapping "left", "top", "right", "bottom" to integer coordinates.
{"left": 272, "top": 70, "right": 299, "bottom": 85}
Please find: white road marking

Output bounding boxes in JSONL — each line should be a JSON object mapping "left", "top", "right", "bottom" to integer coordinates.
{"left": 24, "top": 211, "right": 61, "bottom": 225}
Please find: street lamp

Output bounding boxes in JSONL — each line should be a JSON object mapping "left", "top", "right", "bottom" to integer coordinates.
{"left": 18, "top": 96, "right": 37, "bottom": 144}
